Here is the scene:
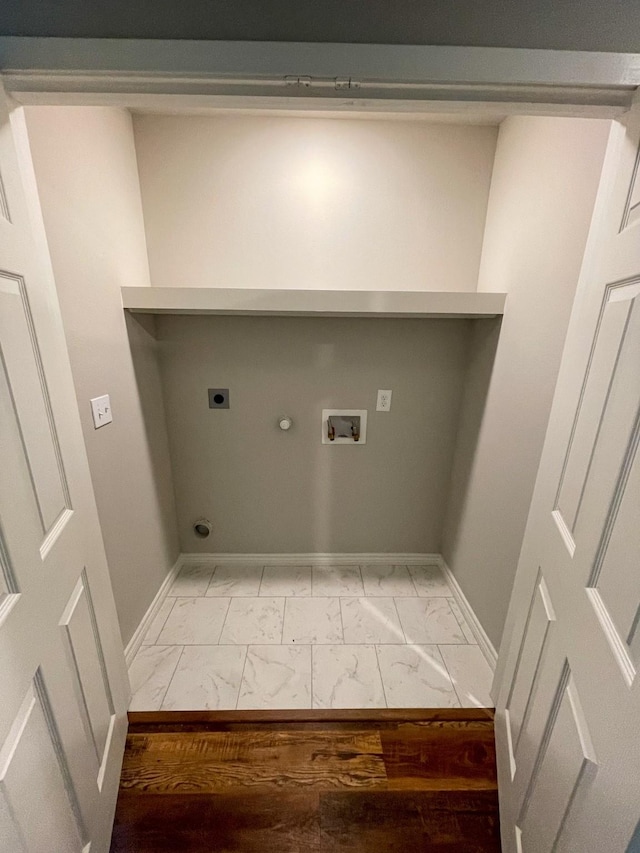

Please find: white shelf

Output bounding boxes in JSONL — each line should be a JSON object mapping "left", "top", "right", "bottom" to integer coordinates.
{"left": 121, "top": 287, "right": 506, "bottom": 319}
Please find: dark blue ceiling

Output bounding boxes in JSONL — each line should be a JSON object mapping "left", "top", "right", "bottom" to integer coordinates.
{"left": 1, "top": 0, "right": 639, "bottom": 53}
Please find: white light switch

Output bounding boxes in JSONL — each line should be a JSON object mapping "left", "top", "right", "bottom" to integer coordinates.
{"left": 376, "top": 390, "right": 392, "bottom": 412}
{"left": 90, "top": 394, "right": 113, "bottom": 429}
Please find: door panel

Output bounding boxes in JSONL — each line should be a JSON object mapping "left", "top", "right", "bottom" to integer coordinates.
{"left": 518, "top": 671, "right": 597, "bottom": 853}
{"left": 0, "top": 270, "right": 71, "bottom": 534}
{"left": 554, "top": 290, "right": 636, "bottom": 535}
{"left": 495, "top": 104, "right": 640, "bottom": 853}
{"left": 596, "top": 451, "right": 640, "bottom": 666}
{"left": 0, "top": 678, "right": 87, "bottom": 853}
{"left": 60, "top": 570, "right": 116, "bottom": 778}
{"left": 504, "top": 574, "right": 556, "bottom": 767}
{"left": 0, "top": 87, "right": 129, "bottom": 852}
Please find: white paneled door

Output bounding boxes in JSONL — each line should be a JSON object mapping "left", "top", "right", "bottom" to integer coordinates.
{"left": 495, "top": 104, "right": 640, "bottom": 851}
{"left": 0, "top": 89, "right": 129, "bottom": 851}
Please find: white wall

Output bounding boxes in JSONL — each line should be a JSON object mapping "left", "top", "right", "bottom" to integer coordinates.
{"left": 442, "top": 116, "right": 611, "bottom": 650}
{"left": 158, "top": 315, "right": 469, "bottom": 553}
{"left": 25, "top": 106, "right": 180, "bottom": 646}
{"left": 133, "top": 115, "right": 497, "bottom": 292}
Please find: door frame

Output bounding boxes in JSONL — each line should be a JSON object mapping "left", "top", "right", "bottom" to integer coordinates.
{"left": 3, "top": 36, "right": 637, "bottom": 654}
{"left": 2, "top": 38, "right": 637, "bottom": 845}
{"left": 0, "top": 37, "right": 638, "bottom": 119}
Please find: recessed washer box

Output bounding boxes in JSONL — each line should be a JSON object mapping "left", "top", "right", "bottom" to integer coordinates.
{"left": 322, "top": 409, "right": 367, "bottom": 445}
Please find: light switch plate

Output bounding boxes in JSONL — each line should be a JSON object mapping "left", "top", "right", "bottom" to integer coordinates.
{"left": 90, "top": 394, "right": 113, "bottom": 429}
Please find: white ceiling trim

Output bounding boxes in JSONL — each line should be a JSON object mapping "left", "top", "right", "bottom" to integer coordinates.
{"left": 1, "top": 38, "right": 640, "bottom": 85}
{"left": 1, "top": 38, "right": 638, "bottom": 116}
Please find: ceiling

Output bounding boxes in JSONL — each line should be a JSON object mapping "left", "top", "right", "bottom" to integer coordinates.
{"left": 1, "top": 0, "right": 640, "bottom": 53}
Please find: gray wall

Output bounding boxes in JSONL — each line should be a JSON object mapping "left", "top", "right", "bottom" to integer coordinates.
{"left": 25, "top": 106, "right": 180, "bottom": 646}
{"left": 158, "top": 315, "right": 469, "bottom": 554}
{"left": 2, "top": 1, "right": 640, "bottom": 51}
{"left": 442, "top": 116, "right": 611, "bottom": 651}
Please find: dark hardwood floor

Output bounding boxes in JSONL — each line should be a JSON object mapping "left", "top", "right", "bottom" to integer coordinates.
{"left": 110, "top": 709, "right": 501, "bottom": 852}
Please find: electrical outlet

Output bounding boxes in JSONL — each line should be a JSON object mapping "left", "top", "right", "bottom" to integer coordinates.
{"left": 376, "top": 390, "right": 392, "bottom": 412}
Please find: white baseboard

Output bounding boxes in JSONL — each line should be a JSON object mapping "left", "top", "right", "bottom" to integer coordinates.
{"left": 438, "top": 557, "right": 498, "bottom": 671}
{"left": 124, "top": 556, "right": 182, "bottom": 667}
{"left": 180, "top": 552, "right": 441, "bottom": 566}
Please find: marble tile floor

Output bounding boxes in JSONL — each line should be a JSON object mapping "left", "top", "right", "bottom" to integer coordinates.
{"left": 129, "top": 562, "right": 494, "bottom": 711}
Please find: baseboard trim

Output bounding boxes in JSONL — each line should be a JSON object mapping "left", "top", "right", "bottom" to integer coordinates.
{"left": 124, "top": 556, "right": 182, "bottom": 667}
{"left": 180, "top": 552, "right": 441, "bottom": 566}
{"left": 438, "top": 557, "right": 498, "bottom": 671}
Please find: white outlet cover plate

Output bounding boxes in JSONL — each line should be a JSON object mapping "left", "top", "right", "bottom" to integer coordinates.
{"left": 376, "top": 389, "right": 392, "bottom": 411}
{"left": 90, "top": 394, "right": 113, "bottom": 429}
{"left": 322, "top": 409, "right": 367, "bottom": 445}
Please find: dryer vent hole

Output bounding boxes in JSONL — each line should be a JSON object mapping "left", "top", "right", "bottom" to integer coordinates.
{"left": 193, "top": 520, "right": 212, "bottom": 538}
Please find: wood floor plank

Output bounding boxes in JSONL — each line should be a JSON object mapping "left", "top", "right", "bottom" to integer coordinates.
{"left": 120, "top": 730, "right": 388, "bottom": 793}
{"left": 319, "top": 790, "right": 501, "bottom": 851}
{"left": 380, "top": 723, "right": 497, "bottom": 791}
{"left": 111, "top": 710, "right": 501, "bottom": 852}
{"left": 111, "top": 792, "right": 322, "bottom": 853}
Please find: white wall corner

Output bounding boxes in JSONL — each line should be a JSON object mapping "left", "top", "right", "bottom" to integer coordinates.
{"left": 438, "top": 556, "right": 499, "bottom": 673}
{"left": 124, "top": 555, "right": 183, "bottom": 669}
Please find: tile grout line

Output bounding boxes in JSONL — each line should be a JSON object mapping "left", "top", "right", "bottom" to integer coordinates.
{"left": 359, "top": 563, "right": 367, "bottom": 601}
{"left": 201, "top": 564, "right": 217, "bottom": 597}
{"left": 440, "top": 596, "right": 470, "bottom": 645}
{"left": 373, "top": 644, "right": 390, "bottom": 709}
{"left": 234, "top": 644, "right": 250, "bottom": 710}
{"left": 310, "top": 644, "right": 315, "bottom": 709}
{"left": 447, "top": 597, "right": 477, "bottom": 644}
{"left": 156, "top": 645, "right": 185, "bottom": 711}
{"left": 281, "top": 595, "right": 287, "bottom": 644}
{"left": 406, "top": 564, "right": 421, "bottom": 597}
{"left": 337, "top": 570, "right": 352, "bottom": 643}
{"left": 391, "top": 596, "right": 408, "bottom": 644}
{"left": 155, "top": 596, "right": 178, "bottom": 640}
{"left": 217, "top": 596, "right": 234, "bottom": 644}
{"left": 437, "top": 644, "right": 465, "bottom": 708}
{"left": 141, "top": 596, "right": 177, "bottom": 649}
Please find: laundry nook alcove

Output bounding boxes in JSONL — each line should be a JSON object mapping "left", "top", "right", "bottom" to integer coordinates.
{"left": 22, "top": 105, "right": 610, "bottom": 711}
